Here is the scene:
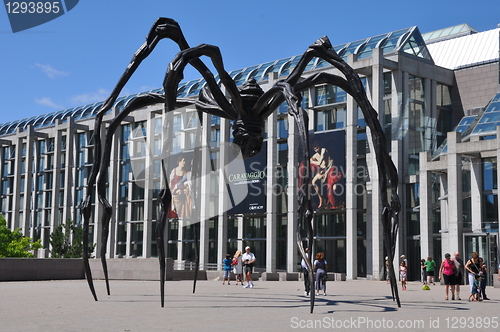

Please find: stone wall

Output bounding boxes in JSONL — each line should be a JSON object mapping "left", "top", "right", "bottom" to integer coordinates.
{"left": 0, "top": 258, "right": 84, "bottom": 281}
{"left": 0, "top": 258, "right": 206, "bottom": 282}
{"left": 455, "top": 62, "right": 499, "bottom": 111}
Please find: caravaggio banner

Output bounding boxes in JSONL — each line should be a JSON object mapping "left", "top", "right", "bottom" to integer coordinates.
{"left": 226, "top": 142, "right": 267, "bottom": 215}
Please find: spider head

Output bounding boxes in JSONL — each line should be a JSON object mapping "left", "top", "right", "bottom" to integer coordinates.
{"left": 232, "top": 79, "right": 265, "bottom": 159}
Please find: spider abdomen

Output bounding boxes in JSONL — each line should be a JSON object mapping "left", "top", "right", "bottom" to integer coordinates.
{"left": 232, "top": 117, "right": 264, "bottom": 159}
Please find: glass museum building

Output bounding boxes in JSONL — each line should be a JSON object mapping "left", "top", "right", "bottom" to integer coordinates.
{"left": 1, "top": 23, "right": 499, "bottom": 282}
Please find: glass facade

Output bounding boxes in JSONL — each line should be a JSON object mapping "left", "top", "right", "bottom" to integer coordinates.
{"left": 0, "top": 22, "right": 497, "bottom": 284}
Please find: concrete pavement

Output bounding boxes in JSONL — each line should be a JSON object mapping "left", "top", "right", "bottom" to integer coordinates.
{"left": 1, "top": 279, "right": 499, "bottom": 331}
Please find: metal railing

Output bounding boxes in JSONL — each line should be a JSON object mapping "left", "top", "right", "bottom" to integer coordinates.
{"left": 173, "top": 260, "right": 220, "bottom": 271}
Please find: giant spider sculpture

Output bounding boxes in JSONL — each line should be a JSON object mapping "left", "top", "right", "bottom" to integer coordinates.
{"left": 81, "top": 17, "right": 401, "bottom": 313}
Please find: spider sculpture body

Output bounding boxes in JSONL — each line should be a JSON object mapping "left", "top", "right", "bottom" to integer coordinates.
{"left": 81, "top": 17, "right": 401, "bottom": 313}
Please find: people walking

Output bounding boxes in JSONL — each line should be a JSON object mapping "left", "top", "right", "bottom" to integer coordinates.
{"left": 400, "top": 255, "right": 408, "bottom": 280}
{"left": 241, "top": 246, "right": 256, "bottom": 288}
{"left": 301, "top": 248, "right": 311, "bottom": 296}
{"left": 421, "top": 259, "right": 427, "bottom": 285}
{"left": 454, "top": 252, "right": 464, "bottom": 300}
{"left": 400, "top": 261, "right": 407, "bottom": 290}
{"left": 425, "top": 256, "right": 436, "bottom": 285}
{"left": 479, "top": 258, "right": 489, "bottom": 300}
{"left": 314, "top": 252, "right": 328, "bottom": 296}
{"left": 439, "top": 253, "right": 456, "bottom": 300}
{"left": 465, "top": 252, "right": 481, "bottom": 296}
{"left": 232, "top": 250, "right": 243, "bottom": 285}
{"left": 385, "top": 256, "right": 390, "bottom": 284}
{"left": 467, "top": 274, "right": 481, "bottom": 302}
{"left": 222, "top": 254, "right": 232, "bottom": 285}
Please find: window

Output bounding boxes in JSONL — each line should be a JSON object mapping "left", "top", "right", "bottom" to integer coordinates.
{"left": 314, "top": 106, "right": 346, "bottom": 131}
{"left": 407, "top": 76, "right": 425, "bottom": 175}
{"left": 315, "top": 85, "right": 346, "bottom": 106}
{"left": 483, "top": 158, "right": 497, "bottom": 191}
{"left": 383, "top": 72, "right": 392, "bottom": 151}
{"left": 184, "top": 111, "right": 199, "bottom": 129}
{"left": 132, "top": 122, "right": 147, "bottom": 138}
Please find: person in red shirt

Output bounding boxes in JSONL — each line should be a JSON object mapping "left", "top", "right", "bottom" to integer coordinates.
{"left": 439, "top": 253, "right": 456, "bottom": 300}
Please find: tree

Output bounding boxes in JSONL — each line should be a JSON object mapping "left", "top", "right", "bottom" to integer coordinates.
{"left": 0, "top": 214, "right": 42, "bottom": 257}
{"left": 49, "top": 219, "right": 93, "bottom": 258}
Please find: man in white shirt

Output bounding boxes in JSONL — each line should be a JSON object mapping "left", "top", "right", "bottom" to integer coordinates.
{"left": 301, "top": 248, "right": 310, "bottom": 296}
{"left": 242, "top": 246, "right": 256, "bottom": 288}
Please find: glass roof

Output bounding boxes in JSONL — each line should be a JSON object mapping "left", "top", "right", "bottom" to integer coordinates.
{"left": 433, "top": 92, "right": 500, "bottom": 159}
{"left": 279, "top": 56, "right": 301, "bottom": 77}
{"left": 380, "top": 29, "right": 409, "bottom": 54}
{"left": 471, "top": 93, "right": 500, "bottom": 135}
{"left": 1, "top": 25, "right": 432, "bottom": 137}
{"left": 455, "top": 115, "right": 477, "bottom": 133}
{"left": 422, "top": 23, "right": 478, "bottom": 43}
{"left": 400, "top": 28, "right": 432, "bottom": 60}
{"left": 357, "top": 34, "right": 387, "bottom": 59}
{"left": 234, "top": 65, "right": 259, "bottom": 86}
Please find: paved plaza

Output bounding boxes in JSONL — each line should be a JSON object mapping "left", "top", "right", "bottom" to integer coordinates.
{"left": 1, "top": 278, "right": 499, "bottom": 331}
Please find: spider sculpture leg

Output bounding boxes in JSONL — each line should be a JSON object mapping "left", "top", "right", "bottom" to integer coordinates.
{"left": 163, "top": 45, "right": 240, "bottom": 119}
{"left": 296, "top": 74, "right": 401, "bottom": 306}
{"left": 191, "top": 222, "right": 200, "bottom": 293}
{"left": 95, "top": 96, "right": 222, "bottom": 307}
{"left": 311, "top": 40, "right": 399, "bottom": 307}
{"left": 156, "top": 186, "right": 170, "bottom": 307}
{"left": 277, "top": 82, "right": 316, "bottom": 313}
{"left": 81, "top": 17, "right": 193, "bottom": 301}
{"left": 252, "top": 36, "right": 401, "bottom": 309}
{"left": 156, "top": 159, "right": 172, "bottom": 308}
{"left": 149, "top": 100, "right": 205, "bottom": 305}
{"left": 296, "top": 37, "right": 401, "bottom": 307}
{"left": 161, "top": 43, "right": 264, "bottom": 296}
{"left": 94, "top": 94, "right": 166, "bottom": 296}
{"left": 81, "top": 17, "right": 230, "bottom": 302}
{"left": 94, "top": 92, "right": 201, "bottom": 306}
{"left": 236, "top": 75, "right": 319, "bottom": 312}
{"left": 189, "top": 122, "right": 204, "bottom": 294}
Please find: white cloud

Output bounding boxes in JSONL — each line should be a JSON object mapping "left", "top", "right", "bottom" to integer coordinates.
{"left": 35, "top": 63, "right": 69, "bottom": 79}
{"left": 138, "top": 85, "right": 156, "bottom": 92}
{"left": 71, "top": 88, "right": 110, "bottom": 105}
{"left": 35, "top": 97, "right": 64, "bottom": 109}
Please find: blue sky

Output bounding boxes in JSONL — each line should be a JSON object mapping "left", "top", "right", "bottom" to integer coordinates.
{"left": 0, "top": 0, "right": 499, "bottom": 124}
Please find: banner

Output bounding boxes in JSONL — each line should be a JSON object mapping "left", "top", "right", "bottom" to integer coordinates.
{"left": 308, "top": 130, "right": 346, "bottom": 210}
{"left": 227, "top": 142, "right": 267, "bottom": 215}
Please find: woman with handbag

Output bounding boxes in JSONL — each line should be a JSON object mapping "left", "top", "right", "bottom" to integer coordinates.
{"left": 465, "top": 252, "right": 481, "bottom": 297}
{"left": 232, "top": 250, "right": 243, "bottom": 285}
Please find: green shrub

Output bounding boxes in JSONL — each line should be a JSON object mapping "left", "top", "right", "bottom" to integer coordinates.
{"left": 49, "top": 219, "right": 94, "bottom": 258}
{"left": 0, "top": 214, "right": 42, "bottom": 257}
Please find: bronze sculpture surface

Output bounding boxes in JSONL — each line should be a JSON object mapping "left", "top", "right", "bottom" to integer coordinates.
{"left": 81, "top": 17, "right": 401, "bottom": 313}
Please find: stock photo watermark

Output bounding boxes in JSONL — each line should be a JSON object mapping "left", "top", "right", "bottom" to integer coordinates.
{"left": 290, "top": 316, "right": 499, "bottom": 329}
{"left": 3, "top": 0, "right": 79, "bottom": 32}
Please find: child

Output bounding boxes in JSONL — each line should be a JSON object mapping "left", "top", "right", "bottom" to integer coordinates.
{"left": 400, "top": 261, "right": 407, "bottom": 290}
{"left": 468, "top": 274, "right": 481, "bottom": 302}
{"left": 421, "top": 258, "right": 427, "bottom": 285}
{"left": 222, "top": 254, "right": 232, "bottom": 285}
{"left": 480, "top": 264, "right": 489, "bottom": 300}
